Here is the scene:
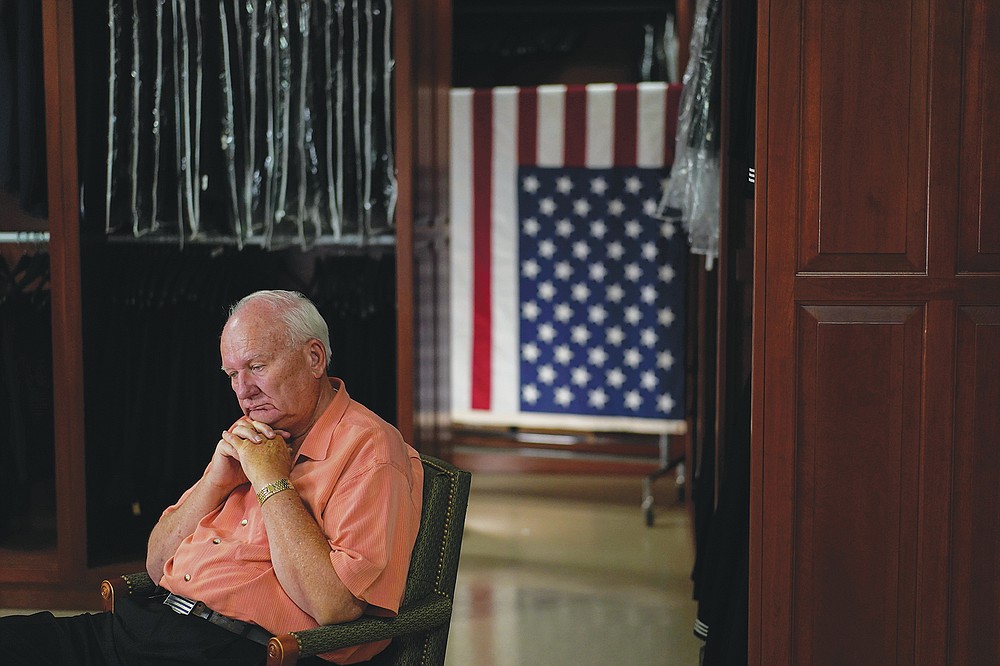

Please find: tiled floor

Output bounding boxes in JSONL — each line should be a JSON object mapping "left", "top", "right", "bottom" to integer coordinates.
{"left": 1, "top": 472, "right": 701, "bottom": 665}
{"left": 446, "top": 472, "right": 700, "bottom": 666}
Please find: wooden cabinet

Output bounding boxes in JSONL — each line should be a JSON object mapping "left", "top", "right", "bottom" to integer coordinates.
{"left": 0, "top": 0, "right": 448, "bottom": 609}
{"left": 752, "top": 0, "right": 1000, "bottom": 663}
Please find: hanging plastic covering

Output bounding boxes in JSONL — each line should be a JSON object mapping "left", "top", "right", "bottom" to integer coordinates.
{"left": 657, "top": 0, "right": 721, "bottom": 266}
{"left": 83, "top": 0, "right": 396, "bottom": 249}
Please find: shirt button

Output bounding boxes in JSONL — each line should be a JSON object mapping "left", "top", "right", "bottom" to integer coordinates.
{"left": 184, "top": 574, "right": 191, "bottom": 581}
{"left": 240, "top": 519, "right": 248, "bottom": 526}
{"left": 213, "top": 538, "right": 221, "bottom": 544}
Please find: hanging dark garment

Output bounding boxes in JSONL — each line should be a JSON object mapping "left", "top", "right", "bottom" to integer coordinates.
{"left": 0, "top": 251, "right": 55, "bottom": 548}
{"left": 692, "top": 379, "right": 749, "bottom": 666}
{"left": 0, "top": 0, "right": 48, "bottom": 217}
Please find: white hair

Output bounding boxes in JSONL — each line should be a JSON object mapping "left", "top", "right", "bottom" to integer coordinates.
{"left": 229, "top": 290, "right": 332, "bottom": 368}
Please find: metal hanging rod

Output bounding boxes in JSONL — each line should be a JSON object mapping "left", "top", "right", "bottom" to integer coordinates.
{"left": 0, "top": 231, "right": 50, "bottom": 244}
{"left": 103, "top": 232, "right": 396, "bottom": 253}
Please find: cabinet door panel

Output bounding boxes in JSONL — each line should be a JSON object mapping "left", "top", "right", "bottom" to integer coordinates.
{"left": 799, "top": 0, "right": 928, "bottom": 273}
{"left": 792, "top": 306, "right": 923, "bottom": 665}
{"left": 957, "top": 2, "right": 1000, "bottom": 272}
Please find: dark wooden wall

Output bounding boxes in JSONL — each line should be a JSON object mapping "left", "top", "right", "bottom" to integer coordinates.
{"left": 752, "top": 0, "right": 1000, "bottom": 663}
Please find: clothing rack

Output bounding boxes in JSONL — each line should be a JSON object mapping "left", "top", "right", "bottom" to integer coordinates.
{"left": 0, "top": 231, "right": 399, "bottom": 256}
{"left": 103, "top": 232, "right": 396, "bottom": 254}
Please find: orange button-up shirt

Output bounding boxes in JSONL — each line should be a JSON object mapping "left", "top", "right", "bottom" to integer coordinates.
{"left": 158, "top": 378, "right": 423, "bottom": 664}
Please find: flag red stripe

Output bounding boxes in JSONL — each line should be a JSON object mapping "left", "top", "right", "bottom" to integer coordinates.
{"left": 613, "top": 85, "right": 638, "bottom": 166}
{"left": 471, "top": 89, "right": 493, "bottom": 409}
{"left": 665, "top": 83, "right": 682, "bottom": 169}
{"left": 518, "top": 88, "right": 538, "bottom": 166}
{"left": 563, "top": 85, "right": 587, "bottom": 167}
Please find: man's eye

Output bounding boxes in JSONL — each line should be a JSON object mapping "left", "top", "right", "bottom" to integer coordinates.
{"left": 250, "top": 365, "right": 264, "bottom": 373}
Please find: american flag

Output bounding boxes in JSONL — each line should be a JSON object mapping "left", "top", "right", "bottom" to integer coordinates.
{"left": 450, "top": 83, "right": 686, "bottom": 434}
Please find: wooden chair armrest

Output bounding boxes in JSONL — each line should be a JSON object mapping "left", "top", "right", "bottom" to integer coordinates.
{"left": 100, "top": 571, "right": 157, "bottom": 613}
{"left": 266, "top": 592, "right": 453, "bottom": 666}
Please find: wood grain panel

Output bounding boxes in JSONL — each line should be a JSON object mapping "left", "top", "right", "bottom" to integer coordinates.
{"left": 799, "top": 0, "right": 928, "bottom": 273}
{"left": 958, "top": 1, "right": 1000, "bottom": 272}
{"left": 949, "top": 307, "right": 1000, "bottom": 664}
{"left": 793, "top": 305, "right": 924, "bottom": 665}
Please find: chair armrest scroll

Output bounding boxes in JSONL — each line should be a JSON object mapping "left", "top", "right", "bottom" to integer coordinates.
{"left": 100, "top": 571, "right": 157, "bottom": 613}
{"left": 266, "top": 592, "right": 453, "bottom": 665}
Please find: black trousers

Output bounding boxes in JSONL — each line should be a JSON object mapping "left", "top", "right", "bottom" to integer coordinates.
{"left": 0, "top": 595, "right": 324, "bottom": 666}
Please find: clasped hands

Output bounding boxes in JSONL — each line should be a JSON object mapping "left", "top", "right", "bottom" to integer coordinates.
{"left": 208, "top": 417, "right": 294, "bottom": 493}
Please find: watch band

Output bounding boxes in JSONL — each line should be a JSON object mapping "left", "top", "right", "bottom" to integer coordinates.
{"left": 256, "top": 478, "right": 293, "bottom": 506}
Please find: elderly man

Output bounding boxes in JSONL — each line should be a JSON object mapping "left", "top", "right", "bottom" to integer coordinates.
{"left": 0, "top": 290, "right": 423, "bottom": 665}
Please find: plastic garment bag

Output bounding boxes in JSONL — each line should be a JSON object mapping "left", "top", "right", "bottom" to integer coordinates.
{"left": 657, "top": 0, "right": 721, "bottom": 266}
{"left": 83, "top": 0, "right": 397, "bottom": 249}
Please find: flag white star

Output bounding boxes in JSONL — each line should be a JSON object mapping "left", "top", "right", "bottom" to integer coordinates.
{"left": 659, "top": 263, "right": 676, "bottom": 283}
{"left": 589, "top": 262, "right": 608, "bottom": 282}
{"left": 572, "top": 240, "right": 591, "bottom": 260}
{"left": 537, "top": 322, "right": 557, "bottom": 342}
{"left": 554, "top": 302, "right": 573, "bottom": 322}
{"left": 521, "top": 258, "right": 541, "bottom": 279}
{"left": 661, "top": 220, "right": 676, "bottom": 238}
{"left": 555, "top": 218, "right": 574, "bottom": 237}
{"left": 554, "top": 386, "right": 574, "bottom": 407}
{"left": 522, "top": 300, "right": 540, "bottom": 321}
{"left": 590, "top": 220, "right": 607, "bottom": 239}
{"left": 522, "top": 384, "right": 540, "bottom": 404}
{"left": 640, "top": 284, "right": 657, "bottom": 304}
{"left": 624, "top": 390, "right": 643, "bottom": 410}
{"left": 625, "top": 219, "right": 642, "bottom": 238}
{"left": 588, "top": 346, "right": 608, "bottom": 366}
{"left": 588, "top": 304, "right": 608, "bottom": 325}
{"left": 657, "top": 350, "right": 675, "bottom": 369}
{"left": 624, "top": 305, "right": 642, "bottom": 325}
{"left": 571, "top": 282, "right": 591, "bottom": 302}
{"left": 538, "top": 239, "right": 557, "bottom": 259}
{"left": 606, "top": 367, "right": 626, "bottom": 388}
{"left": 624, "top": 347, "right": 642, "bottom": 368}
{"left": 521, "top": 342, "right": 541, "bottom": 363}
{"left": 571, "top": 366, "right": 591, "bottom": 386}
{"left": 606, "top": 326, "right": 626, "bottom": 346}
{"left": 556, "top": 175, "right": 574, "bottom": 194}
{"left": 538, "top": 281, "right": 556, "bottom": 301}
{"left": 658, "top": 307, "right": 676, "bottom": 326}
{"left": 625, "top": 263, "right": 644, "bottom": 282}
{"left": 539, "top": 197, "right": 557, "bottom": 215}
{"left": 625, "top": 176, "right": 643, "bottom": 194}
{"left": 643, "top": 198, "right": 659, "bottom": 215}
{"left": 588, "top": 387, "right": 609, "bottom": 408}
{"left": 571, "top": 324, "right": 591, "bottom": 344}
{"left": 573, "top": 198, "right": 591, "bottom": 216}
{"left": 538, "top": 364, "right": 556, "bottom": 384}
{"left": 607, "top": 240, "right": 625, "bottom": 260}
{"left": 523, "top": 217, "right": 541, "bottom": 236}
{"left": 642, "top": 241, "right": 658, "bottom": 261}
{"left": 657, "top": 393, "right": 676, "bottom": 413}
{"left": 608, "top": 199, "right": 626, "bottom": 216}
{"left": 640, "top": 328, "right": 658, "bottom": 348}
{"left": 641, "top": 370, "right": 658, "bottom": 390}
{"left": 554, "top": 344, "right": 574, "bottom": 365}
{"left": 554, "top": 261, "right": 573, "bottom": 280}
{"left": 523, "top": 175, "right": 540, "bottom": 193}
{"left": 606, "top": 284, "right": 625, "bottom": 303}
{"left": 590, "top": 177, "right": 609, "bottom": 195}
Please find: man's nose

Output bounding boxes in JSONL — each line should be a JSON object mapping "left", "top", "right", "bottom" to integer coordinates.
{"left": 233, "top": 373, "right": 258, "bottom": 398}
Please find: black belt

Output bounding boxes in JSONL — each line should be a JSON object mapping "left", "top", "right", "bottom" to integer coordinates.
{"left": 163, "top": 593, "right": 273, "bottom": 646}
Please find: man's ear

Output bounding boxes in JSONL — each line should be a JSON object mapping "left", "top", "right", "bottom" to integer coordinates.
{"left": 307, "top": 340, "right": 326, "bottom": 377}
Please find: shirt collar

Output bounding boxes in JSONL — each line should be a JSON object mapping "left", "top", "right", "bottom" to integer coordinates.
{"left": 295, "top": 377, "right": 349, "bottom": 462}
